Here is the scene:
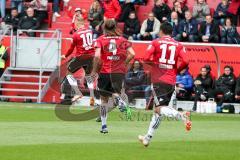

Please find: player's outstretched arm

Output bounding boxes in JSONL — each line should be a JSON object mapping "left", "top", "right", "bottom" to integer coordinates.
{"left": 125, "top": 47, "right": 135, "bottom": 65}
{"left": 92, "top": 48, "right": 102, "bottom": 75}
{"left": 64, "top": 39, "right": 76, "bottom": 58}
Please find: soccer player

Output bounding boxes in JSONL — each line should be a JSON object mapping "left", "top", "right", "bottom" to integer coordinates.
{"left": 138, "top": 22, "right": 192, "bottom": 147}
{"left": 61, "top": 17, "right": 95, "bottom": 104}
{"left": 91, "top": 19, "right": 135, "bottom": 134}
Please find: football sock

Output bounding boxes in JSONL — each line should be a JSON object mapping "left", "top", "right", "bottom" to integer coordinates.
{"left": 85, "top": 75, "right": 95, "bottom": 98}
{"left": 100, "top": 102, "right": 108, "bottom": 127}
{"left": 147, "top": 113, "right": 161, "bottom": 138}
{"left": 114, "top": 96, "right": 127, "bottom": 110}
{"left": 66, "top": 75, "right": 83, "bottom": 97}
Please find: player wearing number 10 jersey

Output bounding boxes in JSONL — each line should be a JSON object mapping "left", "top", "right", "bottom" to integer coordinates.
{"left": 61, "top": 17, "right": 95, "bottom": 103}
{"left": 92, "top": 19, "right": 135, "bottom": 134}
{"left": 138, "top": 22, "right": 192, "bottom": 147}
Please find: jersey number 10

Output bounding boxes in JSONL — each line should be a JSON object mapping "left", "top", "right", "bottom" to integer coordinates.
{"left": 80, "top": 33, "right": 93, "bottom": 50}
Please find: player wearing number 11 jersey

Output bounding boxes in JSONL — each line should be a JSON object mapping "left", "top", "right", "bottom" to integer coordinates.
{"left": 138, "top": 22, "right": 192, "bottom": 147}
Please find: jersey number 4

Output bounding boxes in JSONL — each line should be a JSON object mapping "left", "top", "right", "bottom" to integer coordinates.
{"left": 159, "top": 44, "right": 176, "bottom": 65}
{"left": 80, "top": 33, "right": 93, "bottom": 50}
{"left": 109, "top": 39, "right": 117, "bottom": 55}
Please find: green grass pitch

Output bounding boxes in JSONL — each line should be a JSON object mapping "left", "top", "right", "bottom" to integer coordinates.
{"left": 0, "top": 102, "right": 240, "bottom": 160}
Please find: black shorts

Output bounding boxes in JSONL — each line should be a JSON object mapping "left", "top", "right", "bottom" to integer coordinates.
{"left": 152, "top": 82, "right": 175, "bottom": 106}
{"left": 68, "top": 55, "right": 93, "bottom": 74}
{"left": 98, "top": 73, "right": 125, "bottom": 97}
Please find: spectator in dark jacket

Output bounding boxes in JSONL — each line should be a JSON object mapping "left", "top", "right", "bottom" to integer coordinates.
{"left": 209, "top": 65, "right": 235, "bottom": 106}
{"left": 221, "top": 17, "right": 240, "bottom": 44}
{"left": 169, "top": 11, "right": 180, "bottom": 38}
{"left": 152, "top": 0, "right": 171, "bottom": 23}
{"left": 199, "top": 14, "right": 220, "bottom": 43}
{"left": 235, "top": 74, "right": 240, "bottom": 102}
{"left": 119, "top": 0, "right": 135, "bottom": 22}
{"left": 123, "top": 11, "right": 140, "bottom": 40}
{"left": 125, "top": 60, "right": 151, "bottom": 104}
{"left": 214, "top": 0, "right": 229, "bottom": 25}
{"left": 1, "top": 8, "right": 19, "bottom": 34}
{"left": 18, "top": 7, "right": 40, "bottom": 37}
{"left": 172, "top": 0, "right": 189, "bottom": 21}
{"left": 176, "top": 67, "right": 193, "bottom": 100}
{"left": 193, "top": 66, "right": 214, "bottom": 111}
{"left": 175, "top": 11, "right": 199, "bottom": 42}
{"left": 88, "top": 1, "right": 103, "bottom": 39}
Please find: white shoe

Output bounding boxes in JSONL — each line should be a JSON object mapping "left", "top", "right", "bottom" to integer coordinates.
{"left": 54, "top": 12, "right": 61, "bottom": 17}
{"left": 138, "top": 135, "right": 150, "bottom": 147}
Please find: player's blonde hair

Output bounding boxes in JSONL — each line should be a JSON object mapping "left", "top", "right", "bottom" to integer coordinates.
{"left": 74, "top": 16, "right": 85, "bottom": 30}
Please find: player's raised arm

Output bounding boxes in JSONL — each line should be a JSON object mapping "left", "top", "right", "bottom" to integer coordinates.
{"left": 64, "top": 38, "right": 76, "bottom": 58}
{"left": 92, "top": 47, "right": 101, "bottom": 75}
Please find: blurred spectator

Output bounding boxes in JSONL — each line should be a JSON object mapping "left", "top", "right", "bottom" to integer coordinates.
{"left": 88, "top": 1, "right": 103, "bottom": 39}
{"left": 101, "top": 0, "right": 121, "bottom": 20}
{"left": 11, "top": 0, "right": 23, "bottom": 13}
{"left": 235, "top": 74, "right": 240, "bottom": 101}
{"left": 68, "top": 7, "right": 88, "bottom": 34}
{"left": 169, "top": 11, "right": 179, "bottom": 37}
{"left": 192, "top": 0, "right": 210, "bottom": 23}
{"left": 175, "top": 11, "right": 198, "bottom": 42}
{"left": 221, "top": 17, "right": 240, "bottom": 44}
{"left": 176, "top": 67, "right": 193, "bottom": 100}
{"left": 1, "top": 8, "right": 19, "bottom": 34}
{"left": 192, "top": 66, "right": 214, "bottom": 111}
{"left": 199, "top": 14, "right": 220, "bottom": 43}
{"left": 214, "top": 0, "right": 229, "bottom": 25}
{"left": 0, "top": 39, "right": 8, "bottom": 77}
{"left": 172, "top": 0, "right": 189, "bottom": 20}
{"left": 209, "top": 65, "right": 235, "bottom": 107}
{"left": 152, "top": 0, "right": 171, "bottom": 23}
{"left": 227, "top": 0, "right": 240, "bottom": 26}
{"left": 119, "top": 0, "right": 135, "bottom": 22}
{"left": 125, "top": 60, "right": 151, "bottom": 104}
{"left": 53, "top": 0, "right": 60, "bottom": 17}
{"left": 30, "top": 0, "right": 48, "bottom": 23}
{"left": 0, "top": 0, "right": 6, "bottom": 18}
{"left": 137, "top": 12, "right": 160, "bottom": 40}
{"left": 119, "top": 0, "right": 146, "bottom": 5}
{"left": 123, "top": 11, "right": 140, "bottom": 40}
{"left": 18, "top": 7, "right": 40, "bottom": 37}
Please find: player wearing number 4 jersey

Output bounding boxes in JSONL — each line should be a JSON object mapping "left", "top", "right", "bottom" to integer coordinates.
{"left": 92, "top": 19, "right": 135, "bottom": 134}
{"left": 138, "top": 22, "right": 192, "bottom": 147}
{"left": 61, "top": 17, "right": 95, "bottom": 104}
